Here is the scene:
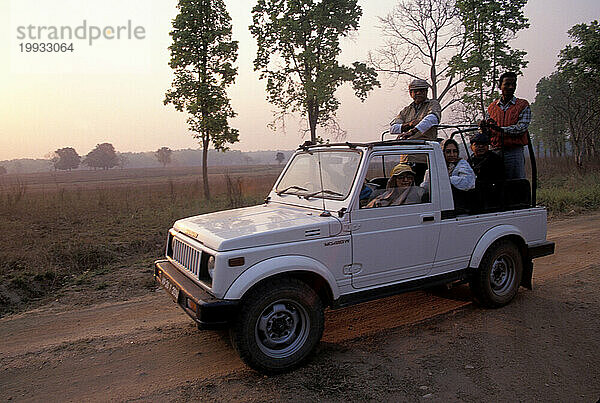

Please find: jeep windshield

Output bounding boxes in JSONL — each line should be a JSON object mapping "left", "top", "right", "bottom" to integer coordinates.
{"left": 275, "top": 149, "right": 362, "bottom": 200}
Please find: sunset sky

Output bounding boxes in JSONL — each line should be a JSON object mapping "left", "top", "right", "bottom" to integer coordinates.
{"left": 1, "top": 0, "right": 599, "bottom": 161}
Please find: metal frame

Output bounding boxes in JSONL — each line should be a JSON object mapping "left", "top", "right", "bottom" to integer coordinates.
{"left": 299, "top": 123, "right": 538, "bottom": 208}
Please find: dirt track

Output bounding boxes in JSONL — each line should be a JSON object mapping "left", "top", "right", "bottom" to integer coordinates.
{"left": 1, "top": 214, "right": 599, "bottom": 402}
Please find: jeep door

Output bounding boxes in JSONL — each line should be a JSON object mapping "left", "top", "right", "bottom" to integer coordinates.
{"left": 348, "top": 152, "right": 441, "bottom": 289}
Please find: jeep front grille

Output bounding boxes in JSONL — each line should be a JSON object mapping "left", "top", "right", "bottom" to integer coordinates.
{"left": 169, "top": 236, "right": 212, "bottom": 285}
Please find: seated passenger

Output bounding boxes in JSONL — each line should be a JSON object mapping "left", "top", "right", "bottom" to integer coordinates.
{"left": 421, "top": 138, "right": 475, "bottom": 192}
{"left": 468, "top": 132, "right": 504, "bottom": 188}
{"left": 365, "top": 164, "right": 425, "bottom": 208}
{"left": 359, "top": 180, "right": 374, "bottom": 207}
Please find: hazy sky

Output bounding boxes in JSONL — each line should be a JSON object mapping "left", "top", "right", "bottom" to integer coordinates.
{"left": 1, "top": 0, "right": 599, "bottom": 161}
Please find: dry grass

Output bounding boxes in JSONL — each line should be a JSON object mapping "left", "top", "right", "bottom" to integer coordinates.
{"left": 535, "top": 156, "right": 600, "bottom": 214}
{"left": 0, "top": 157, "right": 598, "bottom": 315}
{"left": 0, "top": 166, "right": 280, "bottom": 315}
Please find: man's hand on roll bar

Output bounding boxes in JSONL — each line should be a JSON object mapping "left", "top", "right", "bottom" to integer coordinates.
{"left": 479, "top": 118, "right": 503, "bottom": 132}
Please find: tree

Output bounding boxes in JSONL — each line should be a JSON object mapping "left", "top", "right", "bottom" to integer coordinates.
{"left": 155, "top": 147, "right": 173, "bottom": 167}
{"left": 531, "top": 21, "right": 600, "bottom": 168}
{"left": 370, "top": 0, "right": 467, "bottom": 112}
{"left": 117, "top": 153, "right": 128, "bottom": 169}
{"left": 51, "top": 147, "right": 80, "bottom": 171}
{"left": 164, "top": 0, "right": 239, "bottom": 200}
{"left": 250, "top": 0, "right": 380, "bottom": 143}
{"left": 531, "top": 73, "right": 600, "bottom": 168}
{"left": 530, "top": 97, "right": 568, "bottom": 158}
{"left": 0, "top": 165, "right": 6, "bottom": 175}
{"left": 558, "top": 20, "right": 600, "bottom": 160}
{"left": 83, "top": 143, "right": 120, "bottom": 170}
{"left": 558, "top": 21, "right": 600, "bottom": 79}
{"left": 450, "top": 0, "right": 529, "bottom": 117}
{"left": 275, "top": 151, "right": 285, "bottom": 165}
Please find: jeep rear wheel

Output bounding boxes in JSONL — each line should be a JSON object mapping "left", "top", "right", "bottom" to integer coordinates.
{"left": 230, "top": 278, "right": 324, "bottom": 374}
{"left": 471, "top": 240, "right": 523, "bottom": 308}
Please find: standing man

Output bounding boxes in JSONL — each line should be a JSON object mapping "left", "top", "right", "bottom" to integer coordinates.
{"left": 390, "top": 79, "right": 442, "bottom": 140}
{"left": 481, "top": 72, "right": 531, "bottom": 179}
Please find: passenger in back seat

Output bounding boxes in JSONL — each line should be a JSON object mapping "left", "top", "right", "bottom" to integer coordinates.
{"left": 469, "top": 132, "right": 504, "bottom": 212}
{"left": 469, "top": 132, "right": 504, "bottom": 188}
{"left": 421, "top": 139, "right": 475, "bottom": 193}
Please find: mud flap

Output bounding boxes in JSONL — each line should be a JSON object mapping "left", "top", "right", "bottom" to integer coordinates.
{"left": 521, "top": 259, "right": 533, "bottom": 290}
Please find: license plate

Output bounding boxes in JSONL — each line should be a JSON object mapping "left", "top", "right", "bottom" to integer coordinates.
{"left": 160, "top": 273, "right": 180, "bottom": 302}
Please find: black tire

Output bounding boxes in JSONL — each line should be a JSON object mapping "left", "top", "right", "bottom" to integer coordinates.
{"left": 471, "top": 240, "right": 523, "bottom": 308}
{"left": 229, "top": 278, "right": 324, "bottom": 374}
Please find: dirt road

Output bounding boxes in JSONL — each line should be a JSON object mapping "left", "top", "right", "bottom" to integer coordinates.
{"left": 1, "top": 214, "right": 599, "bottom": 402}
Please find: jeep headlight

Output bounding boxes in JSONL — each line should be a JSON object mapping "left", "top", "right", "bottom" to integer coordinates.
{"left": 207, "top": 255, "right": 215, "bottom": 279}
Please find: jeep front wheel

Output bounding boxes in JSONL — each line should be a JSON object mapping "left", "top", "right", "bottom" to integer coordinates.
{"left": 230, "top": 278, "right": 324, "bottom": 374}
{"left": 471, "top": 240, "right": 523, "bottom": 308}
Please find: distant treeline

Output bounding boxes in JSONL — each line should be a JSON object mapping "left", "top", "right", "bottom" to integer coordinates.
{"left": 0, "top": 149, "right": 292, "bottom": 174}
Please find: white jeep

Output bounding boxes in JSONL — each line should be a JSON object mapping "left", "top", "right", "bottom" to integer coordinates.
{"left": 154, "top": 137, "right": 554, "bottom": 374}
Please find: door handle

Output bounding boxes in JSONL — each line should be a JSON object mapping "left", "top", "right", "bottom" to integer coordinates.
{"left": 421, "top": 215, "right": 435, "bottom": 222}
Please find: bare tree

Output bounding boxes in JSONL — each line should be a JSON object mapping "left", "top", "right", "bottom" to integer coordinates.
{"left": 370, "top": 0, "right": 468, "bottom": 113}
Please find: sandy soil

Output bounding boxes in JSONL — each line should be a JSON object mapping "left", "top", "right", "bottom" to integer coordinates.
{"left": 1, "top": 214, "right": 599, "bottom": 402}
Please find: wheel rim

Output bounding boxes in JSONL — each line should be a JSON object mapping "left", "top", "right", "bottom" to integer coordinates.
{"left": 489, "top": 253, "right": 516, "bottom": 296}
{"left": 255, "top": 299, "right": 310, "bottom": 359}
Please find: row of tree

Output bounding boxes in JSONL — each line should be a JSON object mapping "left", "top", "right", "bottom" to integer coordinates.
{"left": 50, "top": 144, "right": 120, "bottom": 171}
{"left": 530, "top": 21, "right": 600, "bottom": 168}
{"left": 48, "top": 145, "right": 289, "bottom": 172}
{"left": 51, "top": 144, "right": 174, "bottom": 171}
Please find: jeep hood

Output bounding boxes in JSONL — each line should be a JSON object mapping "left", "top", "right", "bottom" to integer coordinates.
{"left": 172, "top": 203, "right": 341, "bottom": 251}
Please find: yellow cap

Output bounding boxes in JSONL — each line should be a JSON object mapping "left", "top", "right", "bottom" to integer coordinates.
{"left": 390, "top": 163, "right": 415, "bottom": 177}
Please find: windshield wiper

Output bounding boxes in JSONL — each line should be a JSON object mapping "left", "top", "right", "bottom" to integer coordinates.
{"left": 305, "top": 189, "right": 343, "bottom": 199}
{"left": 276, "top": 185, "right": 308, "bottom": 196}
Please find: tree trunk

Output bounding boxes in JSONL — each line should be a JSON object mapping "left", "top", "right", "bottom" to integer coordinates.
{"left": 430, "top": 64, "right": 438, "bottom": 101}
{"left": 307, "top": 97, "right": 318, "bottom": 143}
{"left": 202, "top": 135, "right": 210, "bottom": 200}
{"left": 309, "top": 118, "right": 317, "bottom": 143}
{"left": 478, "top": 66, "right": 486, "bottom": 117}
{"left": 573, "top": 142, "right": 584, "bottom": 169}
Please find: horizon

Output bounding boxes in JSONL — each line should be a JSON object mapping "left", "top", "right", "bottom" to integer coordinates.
{"left": 2, "top": 0, "right": 599, "bottom": 161}
{"left": 0, "top": 145, "right": 298, "bottom": 164}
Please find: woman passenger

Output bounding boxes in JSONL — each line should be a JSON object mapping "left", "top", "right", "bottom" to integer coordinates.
{"left": 442, "top": 138, "right": 476, "bottom": 191}
{"left": 421, "top": 138, "right": 475, "bottom": 193}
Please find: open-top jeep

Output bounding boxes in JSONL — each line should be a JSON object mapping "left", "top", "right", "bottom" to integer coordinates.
{"left": 155, "top": 132, "right": 554, "bottom": 374}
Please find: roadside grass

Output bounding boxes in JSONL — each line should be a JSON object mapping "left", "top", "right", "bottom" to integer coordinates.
{"left": 538, "top": 177, "right": 600, "bottom": 213}
{"left": 0, "top": 169, "right": 278, "bottom": 315}
{"left": 536, "top": 157, "right": 600, "bottom": 214}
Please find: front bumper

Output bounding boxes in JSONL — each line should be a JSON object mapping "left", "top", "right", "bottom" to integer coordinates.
{"left": 154, "top": 260, "right": 238, "bottom": 329}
